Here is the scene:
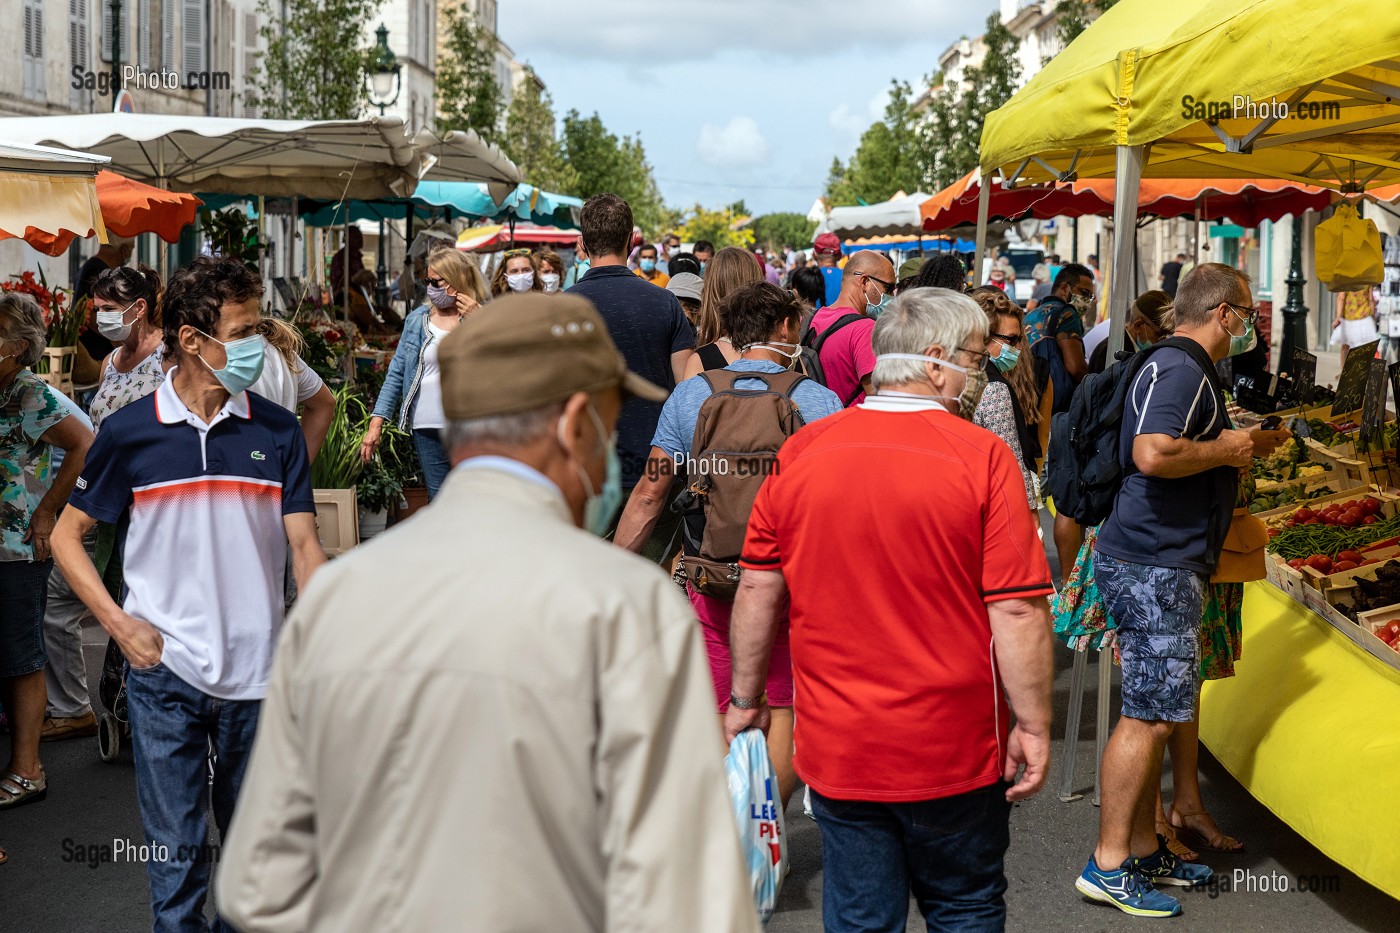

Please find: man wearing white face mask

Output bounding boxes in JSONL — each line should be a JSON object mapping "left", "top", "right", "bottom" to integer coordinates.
{"left": 218, "top": 293, "right": 762, "bottom": 933}
{"left": 52, "top": 256, "right": 326, "bottom": 932}
{"left": 726, "top": 287, "right": 1054, "bottom": 930}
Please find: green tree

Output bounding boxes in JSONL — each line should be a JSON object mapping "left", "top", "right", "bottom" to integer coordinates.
{"left": 560, "top": 110, "right": 670, "bottom": 235}
{"left": 1055, "top": 0, "right": 1119, "bottom": 48}
{"left": 676, "top": 205, "right": 754, "bottom": 251}
{"left": 749, "top": 213, "right": 817, "bottom": 251}
{"left": 437, "top": 2, "right": 504, "bottom": 141}
{"left": 824, "top": 80, "right": 924, "bottom": 205}
{"left": 918, "top": 12, "right": 1022, "bottom": 190}
{"left": 249, "top": 0, "right": 381, "bottom": 119}
{"left": 499, "top": 68, "right": 579, "bottom": 194}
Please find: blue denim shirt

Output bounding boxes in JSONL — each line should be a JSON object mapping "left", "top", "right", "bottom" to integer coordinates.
{"left": 372, "top": 305, "right": 430, "bottom": 429}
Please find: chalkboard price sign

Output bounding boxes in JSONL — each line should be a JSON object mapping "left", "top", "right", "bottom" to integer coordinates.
{"left": 1360, "top": 358, "right": 1388, "bottom": 449}
{"left": 1331, "top": 340, "right": 1381, "bottom": 417}
{"left": 1290, "top": 349, "right": 1317, "bottom": 405}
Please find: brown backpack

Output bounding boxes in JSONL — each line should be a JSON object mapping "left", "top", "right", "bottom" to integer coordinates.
{"left": 676, "top": 369, "right": 808, "bottom": 599}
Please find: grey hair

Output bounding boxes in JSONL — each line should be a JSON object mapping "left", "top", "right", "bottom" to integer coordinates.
{"left": 871, "top": 287, "right": 988, "bottom": 391}
{"left": 442, "top": 402, "right": 566, "bottom": 454}
{"left": 0, "top": 292, "right": 48, "bottom": 368}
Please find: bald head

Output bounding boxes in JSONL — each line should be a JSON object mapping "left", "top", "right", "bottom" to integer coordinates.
{"left": 844, "top": 249, "right": 895, "bottom": 282}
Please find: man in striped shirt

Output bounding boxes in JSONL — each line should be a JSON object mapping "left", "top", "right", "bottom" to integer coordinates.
{"left": 53, "top": 256, "right": 325, "bottom": 933}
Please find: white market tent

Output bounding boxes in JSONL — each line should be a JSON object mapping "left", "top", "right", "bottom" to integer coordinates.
{"left": 816, "top": 192, "right": 933, "bottom": 239}
{"left": 0, "top": 114, "right": 520, "bottom": 200}
{"left": 0, "top": 141, "right": 109, "bottom": 248}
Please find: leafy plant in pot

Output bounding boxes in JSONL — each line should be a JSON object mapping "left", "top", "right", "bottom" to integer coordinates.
{"left": 356, "top": 458, "right": 402, "bottom": 540}
{"left": 310, "top": 386, "right": 370, "bottom": 554}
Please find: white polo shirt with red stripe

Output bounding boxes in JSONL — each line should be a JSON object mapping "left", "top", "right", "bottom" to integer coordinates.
{"left": 71, "top": 370, "right": 315, "bottom": 700}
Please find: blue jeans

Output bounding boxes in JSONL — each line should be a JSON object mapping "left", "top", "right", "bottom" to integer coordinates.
{"left": 412, "top": 428, "right": 451, "bottom": 500}
{"left": 125, "top": 662, "right": 261, "bottom": 933}
{"left": 0, "top": 558, "right": 52, "bottom": 677}
{"left": 811, "top": 782, "right": 1012, "bottom": 933}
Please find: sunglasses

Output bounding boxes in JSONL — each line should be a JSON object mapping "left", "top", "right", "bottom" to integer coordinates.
{"left": 863, "top": 273, "right": 896, "bottom": 292}
{"left": 426, "top": 276, "right": 447, "bottom": 288}
{"left": 503, "top": 248, "right": 532, "bottom": 258}
{"left": 991, "top": 332, "right": 1023, "bottom": 347}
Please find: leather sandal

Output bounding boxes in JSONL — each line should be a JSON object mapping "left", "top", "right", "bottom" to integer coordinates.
{"left": 1171, "top": 808, "right": 1245, "bottom": 853}
{"left": 0, "top": 771, "right": 47, "bottom": 809}
{"left": 1156, "top": 821, "right": 1200, "bottom": 862}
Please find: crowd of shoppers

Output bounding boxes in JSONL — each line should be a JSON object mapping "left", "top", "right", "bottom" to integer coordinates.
{"left": 0, "top": 187, "right": 1297, "bottom": 929}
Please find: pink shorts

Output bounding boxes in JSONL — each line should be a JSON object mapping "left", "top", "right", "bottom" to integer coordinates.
{"left": 688, "top": 584, "right": 794, "bottom": 712}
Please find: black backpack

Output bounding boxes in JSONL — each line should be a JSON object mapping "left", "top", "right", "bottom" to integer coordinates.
{"left": 1045, "top": 337, "right": 1222, "bottom": 526}
{"left": 799, "top": 313, "right": 865, "bottom": 405}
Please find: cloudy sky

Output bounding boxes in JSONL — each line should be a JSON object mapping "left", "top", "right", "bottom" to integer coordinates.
{"left": 497, "top": 0, "right": 993, "bottom": 218}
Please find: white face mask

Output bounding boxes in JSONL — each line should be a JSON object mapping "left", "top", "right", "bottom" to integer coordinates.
{"left": 747, "top": 341, "right": 803, "bottom": 369}
{"left": 96, "top": 299, "right": 141, "bottom": 341}
{"left": 540, "top": 272, "right": 561, "bottom": 293}
{"left": 506, "top": 271, "right": 535, "bottom": 292}
{"left": 874, "top": 352, "right": 988, "bottom": 418}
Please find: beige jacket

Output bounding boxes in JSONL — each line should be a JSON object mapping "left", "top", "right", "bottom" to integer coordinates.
{"left": 218, "top": 462, "right": 761, "bottom": 933}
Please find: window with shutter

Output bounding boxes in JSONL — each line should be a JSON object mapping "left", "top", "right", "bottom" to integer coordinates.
{"left": 101, "top": 0, "right": 132, "bottom": 64}
{"left": 23, "top": 1, "right": 47, "bottom": 101}
{"left": 182, "top": 0, "right": 203, "bottom": 75}
{"left": 242, "top": 11, "right": 259, "bottom": 117}
{"left": 161, "top": 0, "right": 175, "bottom": 70}
{"left": 70, "top": 0, "right": 91, "bottom": 111}
{"left": 138, "top": 0, "right": 151, "bottom": 68}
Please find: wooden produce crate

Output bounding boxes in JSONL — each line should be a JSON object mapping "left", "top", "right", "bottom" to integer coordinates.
{"left": 1253, "top": 461, "right": 1364, "bottom": 499}
{"left": 1254, "top": 484, "right": 1390, "bottom": 526}
{"left": 36, "top": 346, "right": 76, "bottom": 398}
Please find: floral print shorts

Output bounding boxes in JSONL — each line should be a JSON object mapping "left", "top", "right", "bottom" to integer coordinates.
{"left": 1094, "top": 552, "right": 1206, "bottom": 723}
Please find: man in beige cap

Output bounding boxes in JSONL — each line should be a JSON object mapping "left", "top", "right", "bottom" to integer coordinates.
{"left": 218, "top": 294, "right": 762, "bottom": 933}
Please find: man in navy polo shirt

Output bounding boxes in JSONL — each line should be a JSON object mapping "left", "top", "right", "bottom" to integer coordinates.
{"left": 52, "top": 256, "right": 326, "bottom": 933}
{"left": 568, "top": 193, "right": 694, "bottom": 560}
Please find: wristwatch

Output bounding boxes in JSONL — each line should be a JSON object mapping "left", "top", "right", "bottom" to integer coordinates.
{"left": 729, "top": 691, "right": 767, "bottom": 710}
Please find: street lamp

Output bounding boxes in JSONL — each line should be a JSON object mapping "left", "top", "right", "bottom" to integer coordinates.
{"left": 365, "top": 24, "right": 402, "bottom": 116}
{"left": 365, "top": 24, "right": 401, "bottom": 308}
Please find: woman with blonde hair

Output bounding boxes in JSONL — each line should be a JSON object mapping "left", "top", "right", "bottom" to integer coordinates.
{"left": 362, "top": 245, "right": 487, "bottom": 498}
{"left": 489, "top": 248, "right": 543, "bottom": 297}
{"left": 683, "top": 246, "right": 765, "bottom": 378}
{"left": 967, "top": 285, "right": 1040, "bottom": 508}
{"left": 250, "top": 318, "right": 336, "bottom": 461}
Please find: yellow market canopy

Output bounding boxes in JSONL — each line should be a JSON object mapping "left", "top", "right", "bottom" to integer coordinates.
{"left": 980, "top": 0, "right": 1400, "bottom": 190}
{"left": 0, "top": 142, "right": 109, "bottom": 252}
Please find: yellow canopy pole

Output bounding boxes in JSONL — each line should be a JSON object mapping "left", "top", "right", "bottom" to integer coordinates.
{"left": 1107, "top": 146, "right": 1145, "bottom": 355}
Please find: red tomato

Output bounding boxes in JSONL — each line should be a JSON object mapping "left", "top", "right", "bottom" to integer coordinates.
{"left": 1363, "top": 514, "right": 1379, "bottom": 525}
{"left": 1284, "top": 519, "right": 1298, "bottom": 527}
{"left": 1334, "top": 561, "right": 1358, "bottom": 572}
{"left": 1342, "top": 510, "right": 1363, "bottom": 527}
{"left": 1360, "top": 498, "right": 1382, "bottom": 515}
{"left": 1338, "top": 550, "right": 1364, "bottom": 564}
{"left": 1288, "top": 558, "right": 1306, "bottom": 570}
{"left": 1385, "top": 620, "right": 1400, "bottom": 639}
{"left": 1294, "top": 508, "right": 1315, "bottom": 521}
{"left": 1308, "top": 555, "right": 1334, "bottom": 573}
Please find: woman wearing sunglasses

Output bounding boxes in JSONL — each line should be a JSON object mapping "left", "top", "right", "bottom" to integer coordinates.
{"left": 968, "top": 286, "right": 1041, "bottom": 509}
{"left": 361, "top": 246, "right": 489, "bottom": 499}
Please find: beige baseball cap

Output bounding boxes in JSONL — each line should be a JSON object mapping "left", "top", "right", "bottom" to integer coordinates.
{"left": 439, "top": 293, "right": 668, "bottom": 420}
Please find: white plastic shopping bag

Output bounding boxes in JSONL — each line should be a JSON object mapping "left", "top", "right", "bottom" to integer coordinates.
{"left": 725, "top": 729, "right": 788, "bottom": 923}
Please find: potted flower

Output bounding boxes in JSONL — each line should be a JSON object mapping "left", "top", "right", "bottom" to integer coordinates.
{"left": 355, "top": 458, "right": 402, "bottom": 540}
{"left": 3, "top": 270, "right": 81, "bottom": 395}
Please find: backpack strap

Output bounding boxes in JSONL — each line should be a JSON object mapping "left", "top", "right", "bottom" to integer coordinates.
{"left": 702, "top": 367, "right": 808, "bottom": 397}
{"left": 805, "top": 313, "right": 864, "bottom": 353}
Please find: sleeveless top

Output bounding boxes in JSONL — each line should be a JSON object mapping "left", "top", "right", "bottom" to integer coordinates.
{"left": 697, "top": 343, "right": 729, "bottom": 372}
{"left": 89, "top": 344, "right": 166, "bottom": 432}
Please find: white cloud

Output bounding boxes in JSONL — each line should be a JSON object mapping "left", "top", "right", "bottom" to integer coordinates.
{"left": 500, "top": 0, "right": 987, "bottom": 65}
{"left": 697, "top": 117, "right": 771, "bottom": 168}
{"left": 829, "top": 89, "right": 892, "bottom": 144}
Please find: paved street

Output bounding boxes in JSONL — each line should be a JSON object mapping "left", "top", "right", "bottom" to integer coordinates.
{"left": 2, "top": 519, "right": 1397, "bottom": 931}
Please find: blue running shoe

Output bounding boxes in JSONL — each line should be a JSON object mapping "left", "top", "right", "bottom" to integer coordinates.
{"left": 1138, "top": 836, "right": 1213, "bottom": 887}
{"left": 1076, "top": 856, "right": 1183, "bottom": 918}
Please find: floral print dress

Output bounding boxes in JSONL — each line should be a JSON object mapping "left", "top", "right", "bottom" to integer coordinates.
{"left": 88, "top": 344, "right": 165, "bottom": 432}
{"left": 1, "top": 371, "right": 68, "bottom": 562}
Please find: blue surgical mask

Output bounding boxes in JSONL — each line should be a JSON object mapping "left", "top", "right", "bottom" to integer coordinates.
{"left": 559, "top": 404, "right": 622, "bottom": 536}
{"left": 1134, "top": 336, "right": 1155, "bottom": 352}
{"left": 640, "top": 259, "right": 656, "bottom": 273}
{"left": 196, "top": 330, "right": 266, "bottom": 395}
{"left": 992, "top": 344, "right": 1020, "bottom": 372}
{"left": 699, "top": 261, "right": 708, "bottom": 273}
{"left": 865, "top": 282, "right": 892, "bottom": 319}
{"left": 1227, "top": 308, "right": 1256, "bottom": 357}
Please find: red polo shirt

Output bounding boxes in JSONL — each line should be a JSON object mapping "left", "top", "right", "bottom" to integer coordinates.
{"left": 740, "top": 395, "right": 1053, "bottom": 801}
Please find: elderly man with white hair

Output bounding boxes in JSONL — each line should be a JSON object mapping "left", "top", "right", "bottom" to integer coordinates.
{"left": 726, "top": 286, "right": 1055, "bottom": 932}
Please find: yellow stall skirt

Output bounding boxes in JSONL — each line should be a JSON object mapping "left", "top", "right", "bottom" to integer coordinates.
{"left": 1201, "top": 582, "right": 1400, "bottom": 901}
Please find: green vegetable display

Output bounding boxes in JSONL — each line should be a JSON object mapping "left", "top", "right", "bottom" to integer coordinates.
{"left": 1267, "top": 510, "right": 1400, "bottom": 561}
